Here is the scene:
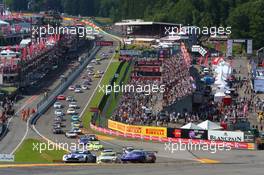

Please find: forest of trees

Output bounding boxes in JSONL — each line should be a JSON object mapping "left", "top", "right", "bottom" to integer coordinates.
{"left": 3, "top": 0, "right": 264, "bottom": 48}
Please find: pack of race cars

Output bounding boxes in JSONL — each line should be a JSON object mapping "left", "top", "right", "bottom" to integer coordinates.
{"left": 62, "top": 134, "right": 157, "bottom": 164}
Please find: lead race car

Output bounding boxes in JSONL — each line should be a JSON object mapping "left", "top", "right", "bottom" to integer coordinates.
{"left": 63, "top": 150, "right": 96, "bottom": 163}
{"left": 121, "top": 150, "right": 157, "bottom": 163}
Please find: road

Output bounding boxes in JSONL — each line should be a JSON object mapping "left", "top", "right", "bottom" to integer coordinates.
{"left": 0, "top": 42, "right": 91, "bottom": 154}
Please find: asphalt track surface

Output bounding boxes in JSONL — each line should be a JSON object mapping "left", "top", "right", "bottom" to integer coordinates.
{"left": 1, "top": 34, "right": 264, "bottom": 174}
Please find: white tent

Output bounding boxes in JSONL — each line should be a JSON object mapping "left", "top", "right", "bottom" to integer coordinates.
{"left": 197, "top": 120, "right": 223, "bottom": 130}
{"left": 181, "top": 123, "right": 202, "bottom": 130}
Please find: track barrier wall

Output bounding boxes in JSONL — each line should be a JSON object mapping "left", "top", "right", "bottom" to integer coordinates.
{"left": 90, "top": 120, "right": 255, "bottom": 150}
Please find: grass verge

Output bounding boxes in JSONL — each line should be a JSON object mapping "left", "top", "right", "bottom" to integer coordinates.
{"left": 82, "top": 61, "right": 121, "bottom": 128}
{"left": 14, "top": 139, "right": 67, "bottom": 163}
{"left": 105, "top": 62, "right": 132, "bottom": 118}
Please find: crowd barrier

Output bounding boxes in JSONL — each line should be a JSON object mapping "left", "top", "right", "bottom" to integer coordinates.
{"left": 90, "top": 120, "right": 255, "bottom": 150}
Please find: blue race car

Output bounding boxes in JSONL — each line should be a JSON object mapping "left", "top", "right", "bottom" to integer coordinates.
{"left": 79, "top": 135, "right": 99, "bottom": 145}
{"left": 121, "top": 150, "right": 156, "bottom": 163}
{"left": 63, "top": 150, "right": 96, "bottom": 163}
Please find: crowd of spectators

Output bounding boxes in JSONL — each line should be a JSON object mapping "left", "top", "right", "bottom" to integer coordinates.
{"left": 162, "top": 54, "right": 195, "bottom": 106}
{"left": 112, "top": 52, "right": 195, "bottom": 126}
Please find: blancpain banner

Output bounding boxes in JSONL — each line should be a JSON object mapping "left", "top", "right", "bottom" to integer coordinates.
{"left": 208, "top": 130, "right": 244, "bottom": 142}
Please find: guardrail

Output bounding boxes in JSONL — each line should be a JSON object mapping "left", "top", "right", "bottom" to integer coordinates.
{"left": 30, "top": 44, "right": 101, "bottom": 125}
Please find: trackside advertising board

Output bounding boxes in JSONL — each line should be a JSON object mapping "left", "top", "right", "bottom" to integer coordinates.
{"left": 167, "top": 128, "right": 208, "bottom": 140}
{"left": 208, "top": 130, "right": 244, "bottom": 142}
{"left": 108, "top": 120, "right": 167, "bottom": 137}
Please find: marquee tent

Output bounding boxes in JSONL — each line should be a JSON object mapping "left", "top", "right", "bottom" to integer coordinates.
{"left": 198, "top": 120, "right": 223, "bottom": 130}
{"left": 181, "top": 123, "right": 202, "bottom": 130}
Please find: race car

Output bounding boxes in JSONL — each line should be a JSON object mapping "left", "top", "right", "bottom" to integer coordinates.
{"left": 93, "top": 73, "right": 101, "bottom": 78}
{"left": 63, "top": 150, "right": 96, "bottom": 163}
{"left": 79, "top": 135, "right": 99, "bottom": 145}
{"left": 69, "top": 102, "right": 78, "bottom": 109}
{"left": 81, "top": 84, "right": 89, "bottom": 90}
{"left": 121, "top": 150, "right": 156, "bottom": 163}
{"left": 54, "top": 109, "right": 64, "bottom": 116}
{"left": 97, "top": 70, "right": 104, "bottom": 74}
{"left": 66, "top": 96, "right": 75, "bottom": 102}
{"left": 71, "top": 121, "right": 81, "bottom": 128}
{"left": 56, "top": 95, "right": 66, "bottom": 100}
{"left": 53, "top": 102, "right": 63, "bottom": 109}
{"left": 65, "top": 130, "right": 78, "bottom": 138}
{"left": 67, "top": 108, "right": 77, "bottom": 114}
{"left": 74, "top": 88, "right": 82, "bottom": 93}
{"left": 97, "top": 150, "right": 121, "bottom": 163}
{"left": 87, "top": 142, "right": 104, "bottom": 151}
{"left": 122, "top": 146, "right": 135, "bottom": 154}
{"left": 68, "top": 86, "right": 75, "bottom": 91}
{"left": 71, "top": 115, "right": 80, "bottom": 122}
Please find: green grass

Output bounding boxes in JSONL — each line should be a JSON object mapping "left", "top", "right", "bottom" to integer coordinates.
{"left": 14, "top": 139, "right": 67, "bottom": 163}
{"left": 82, "top": 62, "right": 121, "bottom": 128}
{"left": 105, "top": 62, "right": 132, "bottom": 118}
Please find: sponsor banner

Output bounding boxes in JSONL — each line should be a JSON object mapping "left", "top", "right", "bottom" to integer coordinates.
{"left": 134, "top": 66, "right": 161, "bottom": 72}
{"left": 126, "top": 125, "right": 142, "bottom": 135}
{"left": 108, "top": 120, "right": 126, "bottom": 133}
{"left": 120, "top": 50, "right": 142, "bottom": 56}
{"left": 208, "top": 130, "right": 244, "bottom": 142}
{"left": 92, "top": 123, "right": 254, "bottom": 150}
{"left": 167, "top": 128, "right": 208, "bottom": 140}
{"left": 142, "top": 126, "right": 167, "bottom": 138}
{"left": 96, "top": 41, "right": 113, "bottom": 46}
{"left": 0, "top": 154, "right": 14, "bottom": 162}
{"left": 108, "top": 120, "right": 167, "bottom": 137}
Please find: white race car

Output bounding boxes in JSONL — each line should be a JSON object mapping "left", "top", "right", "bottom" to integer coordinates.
{"left": 67, "top": 108, "right": 77, "bottom": 114}
{"left": 63, "top": 150, "right": 96, "bottom": 163}
{"left": 53, "top": 102, "right": 62, "bottom": 109}
{"left": 54, "top": 109, "right": 64, "bottom": 116}
{"left": 97, "top": 150, "right": 120, "bottom": 163}
{"left": 69, "top": 102, "right": 78, "bottom": 109}
{"left": 65, "top": 131, "right": 78, "bottom": 138}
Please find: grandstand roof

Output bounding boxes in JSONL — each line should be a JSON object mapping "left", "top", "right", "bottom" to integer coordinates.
{"left": 115, "top": 20, "right": 179, "bottom": 26}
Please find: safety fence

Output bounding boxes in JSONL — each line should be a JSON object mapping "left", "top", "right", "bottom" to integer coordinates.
{"left": 90, "top": 120, "right": 255, "bottom": 150}
{"left": 30, "top": 44, "right": 100, "bottom": 125}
